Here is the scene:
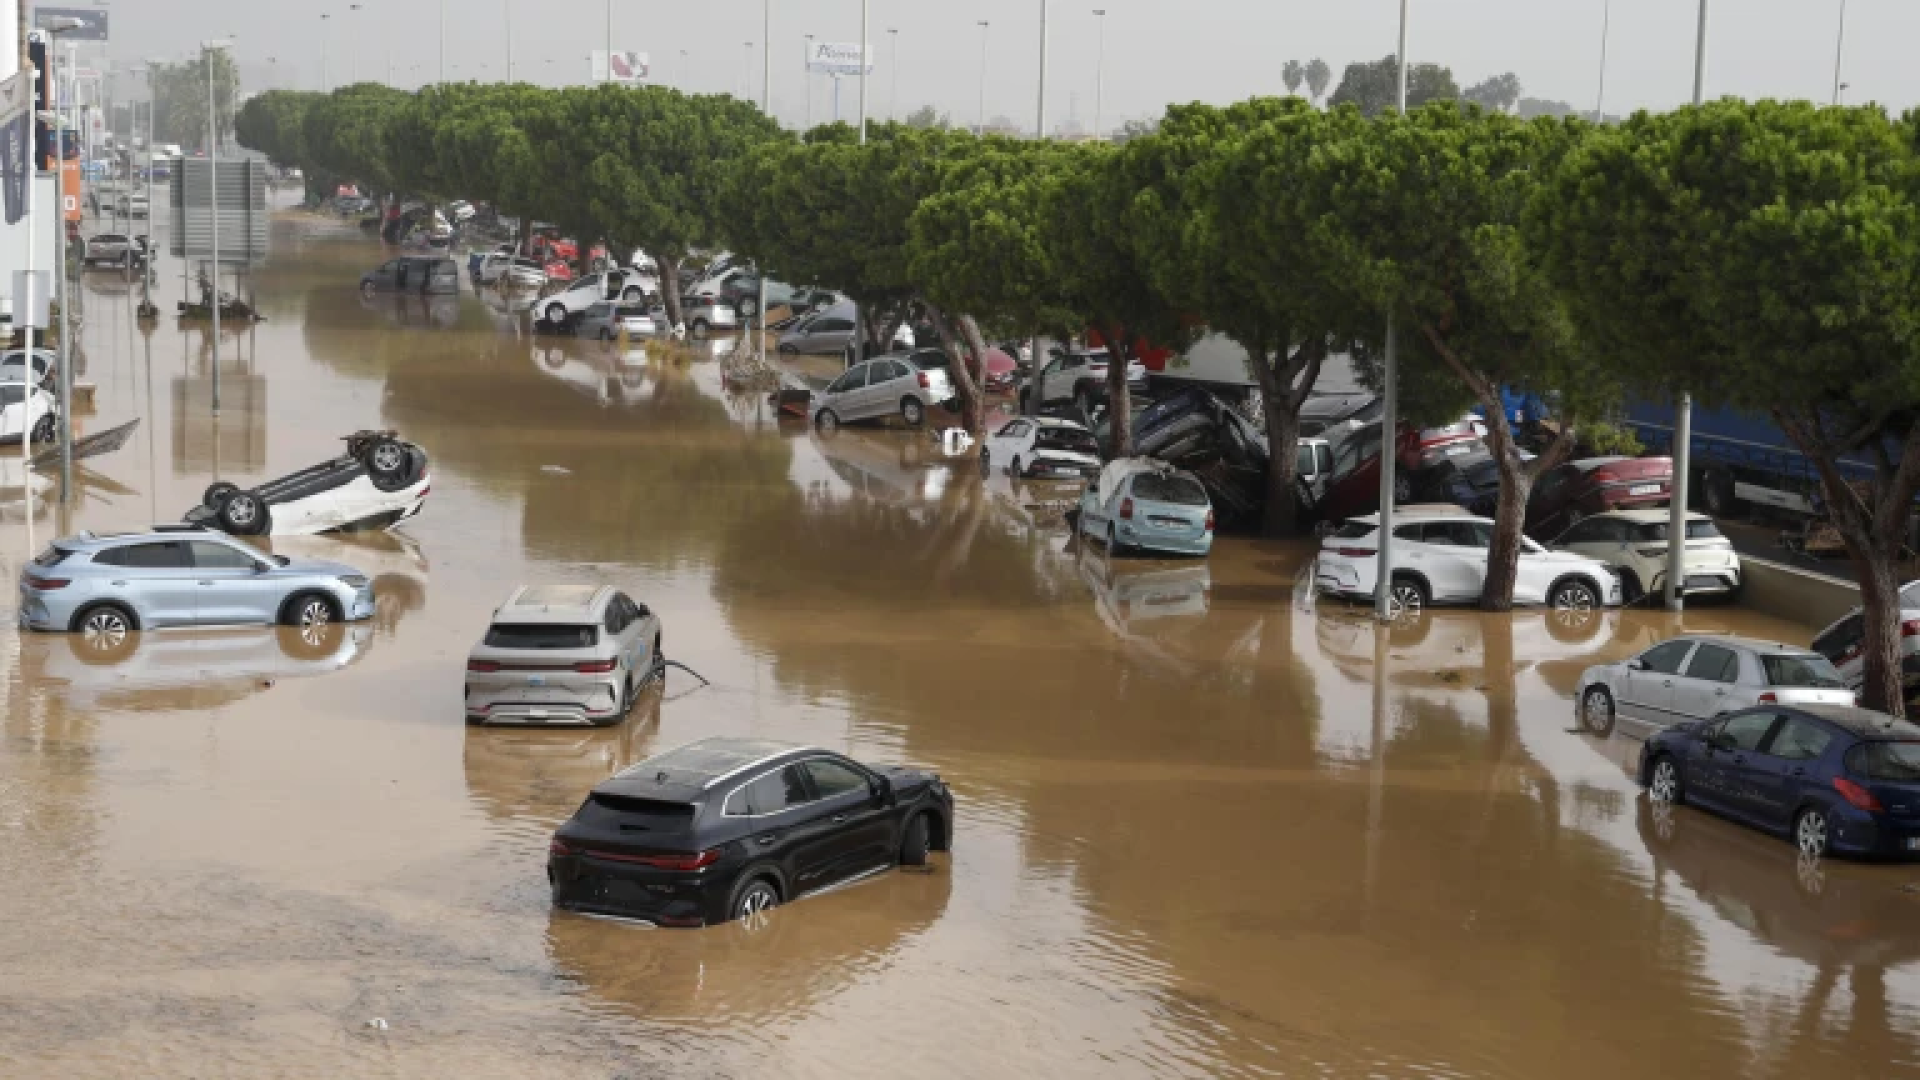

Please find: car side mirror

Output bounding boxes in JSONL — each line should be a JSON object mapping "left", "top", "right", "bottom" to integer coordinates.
{"left": 869, "top": 774, "right": 894, "bottom": 806}
{"left": 253, "top": 562, "right": 270, "bottom": 574}
{"left": 1628, "top": 658, "right": 1647, "bottom": 671}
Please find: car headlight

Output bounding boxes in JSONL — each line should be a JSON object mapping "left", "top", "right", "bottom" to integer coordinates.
{"left": 337, "top": 575, "right": 370, "bottom": 588}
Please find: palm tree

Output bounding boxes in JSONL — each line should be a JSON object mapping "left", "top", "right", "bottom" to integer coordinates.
{"left": 1282, "top": 59, "right": 1305, "bottom": 97}
{"left": 1305, "top": 57, "right": 1332, "bottom": 105}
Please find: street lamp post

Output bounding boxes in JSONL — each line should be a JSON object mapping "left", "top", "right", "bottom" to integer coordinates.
{"left": 349, "top": 4, "right": 362, "bottom": 84}
{"left": 888, "top": 28, "right": 899, "bottom": 123}
{"left": 1593, "top": 0, "right": 1611, "bottom": 123}
{"left": 45, "top": 19, "right": 88, "bottom": 502}
{"left": 606, "top": 0, "right": 614, "bottom": 84}
{"left": 759, "top": 0, "right": 770, "bottom": 360}
{"left": 320, "top": 14, "right": 330, "bottom": 91}
{"left": 1665, "top": 0, "right": 1709, "bottom": 613}
{"left": 440, "top": 0, "right": 446, "bottom": 84}
{"left": 976, "top": 21, "right": 990, "bottom": 135}
{"left": 858, "top": 0, "right": 869, "bottom": 143}
{"left": 505, "top": 0, "right": 514, "bottom": 81}
{"left": 1831, "top": 0, "right": 1848, "bottom": 106}
{"left": 1037, "top": 0, "right": 1049, "bottom": 139}
{"left": 1092, "top": 9, "right": 1106, "bottom": 140}
{"left": 1372, "top": 0, "right": 1410, "bottom": 622}
{"left": 205, "top": 39, "right": 234, "bottom": 414}
{"left": 804, "top": 34, "right": 814, "bottom": 128}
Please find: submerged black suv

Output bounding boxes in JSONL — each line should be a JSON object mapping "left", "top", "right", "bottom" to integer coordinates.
{"left": 548, "top": 737, "right": 953, "bottom": 927}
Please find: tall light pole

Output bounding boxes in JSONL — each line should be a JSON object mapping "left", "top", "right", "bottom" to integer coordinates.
{"left": 1092, "top": 9, "right": 1106, "bottom": 140}
{"left": 204, "top": 38, "right": 233, "bottom": 415}
{"left": 976, "top": 21, "right": 990, "bottom": 135}
{"left": 1664, "top": 0, "right": 1709, "bottom": 613}
{"left": 1593, "top": 0, "right": 1611, "bottom": 123}
{"left": 320, "top": 13, "right": 330, "bottom": 91}
{"left": 804, "top": 34, "right": 815, "bottom": 128}
{"left": 1037, "top": 0, "right": 1050, "bottom": 139}
{"left": 858, "top": 0, "right": 870, "bottom": 143}
{"left": 505, "top": 0, "right": 514, "bottom": 81}
{"left": 1372, "top": 0, "right": 1410, "bottom": 622}
{"left": 887, "top": 28, "right": 899, "bottom": 122}
{"left": 605, "top": 0, "right": 614, "bottom": 84}
{"left": 439, "top": 0, "right": 446, "bottom": 84}
{"left": 349, "top": 4, "right": 362, "bottom": 84}
{"left": 758, "top": 0, "right": 770, "bottom": 360}
{"left": 1831, "top": 0, "right": 1848, "bottom": 106}
{"left": 41, "top": 16, "right": 85, "bottom": 502}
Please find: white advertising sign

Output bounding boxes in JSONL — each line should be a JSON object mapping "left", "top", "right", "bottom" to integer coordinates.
{"left": 590, "top": 51, "right": 651, "bottom": 84}
{"left": 805, "top": 41, "right": 871, "bottom": 75}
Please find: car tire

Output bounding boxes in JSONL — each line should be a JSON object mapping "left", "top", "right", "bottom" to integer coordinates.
{"left": 1648, "top": 754, "right": 1684, "bottom": 805}
{"left": 219, "top": 491, "right": 269, "bottom": 535}
{"left": 545, "top": 303, "right": 568, "bottom": 325}
{"left": 1549, "top": 578, "right": 1600, "bottom": 613}
{"left": 730, "top": 875, "right": 780, "bottom": 926}
{"left": 1075, "top": 388, "right": 1095, "bottom": 419}
{"left": 366, "top": 438, "right": 412, "bottom": 491}
{"left": 815, "top": 409, "right": 840, "bottom": 436}
{"left": 282, "top": 591, "right": 339, "bottom": 629}
{"left": 1010, "top": 456, "right": 1023, "bottom": 479}
{"left": 30, "top": 414, "right": 55, "bottom": 445}
{"left": 203, "top": 481, "right": 240, "bottom": 512}
{"left": 622, "top": 287, "right": 642, "bottom": 303}
{"left": 68, "top": 602, "right": 138, "bottom": 664}
{"left": 901, "top": 397, "right": 925, "bottom": 428}
{"left": 646, "top": 638, "right": 665, "bottom": 685}
{"left": 360, "top": 281, "right": 375, "bottom": 297}
{"left": 1108, "top": 523, "right": 1131, "bottom": 557}
{"left": 689, "top": 319, "right": 711, "bottom": 341}
{"left": 1795, "top": 806, "right": 1830, "bottom": 857}
{"left": 739, "top": 295, "right": 758, "bottom": 317}
{"left": 1581, "top": 686, "right": 1616, "bottom": 736}
{"left": 1703, "top": 470, "right": 1739, "bottom": 519}
{"left": 778, "top": 342, "right": 798, "bottom": 355}
{"left": 1387, "top": 576, "right": 1427, "bottom": 621}
{"left": 1393, "top": 471, "right": 1412, "bottom": 505}
{"left": 899, "top": 813, "right": 931, "bottom": 867}
{"left": 1617, "top": 569, "right": 1645, "bottom": 605}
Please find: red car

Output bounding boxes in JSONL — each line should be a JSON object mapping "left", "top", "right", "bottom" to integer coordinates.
{"left": 543, "top": 260, "right": 575, "bottom": 283}
{"left": 1317, "top": 418, "right": 1485, "bottom": 522}
{"left": 1525, "top": 456, "right": 1673, "bottom": 538}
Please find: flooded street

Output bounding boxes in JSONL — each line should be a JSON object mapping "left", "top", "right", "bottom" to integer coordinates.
{"left": 6, "top": 207, "right": 1920, "bottom": 1078}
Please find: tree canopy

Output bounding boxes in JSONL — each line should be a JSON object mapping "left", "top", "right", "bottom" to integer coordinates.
{"left": 1328, "top": 56, "right": 1460, "bottom": 116}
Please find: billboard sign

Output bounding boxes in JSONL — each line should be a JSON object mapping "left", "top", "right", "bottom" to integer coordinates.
{"left": 60, "top": 159, "right": 80, "bottom": 224}
{"left": 805, "top": 41, "right": 871, "bottom": 75}
{"left": 34, "top": 7, "right": 110, "bottom": 41}
{"left": 590, "top": 51, "right": 650, "bottom": 84}
{"left": 28, "top": 33, "right": 49, "bottom": 169}
{"left": 0, "top": 71, "right": 32, "bottom": 224}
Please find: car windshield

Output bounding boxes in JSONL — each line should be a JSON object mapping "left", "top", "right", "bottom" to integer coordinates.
{"left": 1036, "top": 427, "right": 1097, "bottom": 454}
{"left": 1132, "top": 474, "right": 1209, "bottom": 506}
{"left": 1631, "top": 519, "right": 1724, "bottom": 542}
{"left": 1761, "top": 653, "right": 1847, "bottom": 688}
{"left": 483, "top": 623, "right": 598, "bottom": 649}
{"left": 1854, "top": 742, "right": 1920, "bottom": 782}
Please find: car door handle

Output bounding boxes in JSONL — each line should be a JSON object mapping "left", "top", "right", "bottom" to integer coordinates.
{"left": 756, "top": 835, "right": 778, "bottom": 846}
{"left": 1733, "top": 755, "right": 1747, "bottom": 765}
{"left": 832, "top": 814, "right": 847, "bottom": 824}
{"left": 1789, "top": 767, "right": 1807, "bottom": 777}
{"left": 1662, "top": 680, "right": 1673, "bottom": 687}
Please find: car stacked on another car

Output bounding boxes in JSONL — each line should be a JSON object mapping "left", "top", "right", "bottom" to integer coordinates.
{"left": 983, "top": 416, "right": 1101, "bottom": 480}
{"left": 1315, "top": 504, "right": 1621, "bottom": 617}
{"left": 1078, "top": 458, "right": 1215, "bottom": 558}
{"left": 675, "top": 294, "right": 739, "bottom": 340}
{"left": 547, "top": 736, "right": 953, "bottom": 926}
{"left": 1525, "top": 455, "right": 1673, "bottom": 539}
{"left": 1640, "top": 704, "right": 1920, "bottom": 858}
{"left": 1577, "top": 634, "right": 1854, "bottom": 736}
{"left": 1812, "top": 581, "right": 1920, "bottom": 698}
{"left": 1547, "top": 509, "right": 1742, "bottom": 602}
{"left": 1020, "top": 346, "right": 1149, "bottom": 418}
{"left": 17, "top": 524, "right": 374, "bottom": 644}
{"left": 464, "top": 584, "right": 662, "bottom": 726}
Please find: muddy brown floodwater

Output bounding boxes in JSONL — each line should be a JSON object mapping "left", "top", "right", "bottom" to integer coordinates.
{"left": 4, "top": 206, "right": 1920, "bottom": 1078}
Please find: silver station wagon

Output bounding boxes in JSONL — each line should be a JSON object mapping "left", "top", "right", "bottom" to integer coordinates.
{"left": 464, "top": 583, "right": 662, "bottom": 726}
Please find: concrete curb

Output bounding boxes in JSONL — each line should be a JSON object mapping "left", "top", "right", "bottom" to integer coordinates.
{"left": 1740, "top": 557, "right": 1860, "bottom": 630}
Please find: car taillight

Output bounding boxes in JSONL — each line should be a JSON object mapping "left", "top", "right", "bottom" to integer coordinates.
{"left": 1590, "top": 471, "right": 1616, "bottom": 485}
{"left": 917, "top": 372, "right": 930, "bottom": 388}
{"left": 1333, "top": 547, "right": 1374, "bottom": 557}
{"left": 549, "top": 838, "right": 571, "bottom": 857}
{"left": 635, "top": 848, "right": 721, "bottom": 872}
{"left": 1120, "top": 498, "right": 1134, "bottom": 520}
{"left": 1205, "top": 510, "right": 1215, "bottom": 532}
{"left": 1834, "top": 775, "right": 1885, "bottom": 813}
{"left": 467, "top": 659, "right": 500, "bottom": 673}
{"left": 28, "top": 578, "right": 69, "bottom": 590}
{"left": 1903, "top": 619, "right": 1920, "bottom": 638}
{"left": 1757, "top": 692, "right": 1777, "bottom": 703}
{"left": 574, "top": 659, "right": 617, "bottom": 674}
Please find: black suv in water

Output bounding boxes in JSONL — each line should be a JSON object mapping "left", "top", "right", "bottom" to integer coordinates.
{"left": 548, "top": 737, "right": 953, "bottom": 927}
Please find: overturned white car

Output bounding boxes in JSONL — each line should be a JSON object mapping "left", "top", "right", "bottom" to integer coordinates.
{"left": 186, "top": 430, "right": 431, "bottom": 536}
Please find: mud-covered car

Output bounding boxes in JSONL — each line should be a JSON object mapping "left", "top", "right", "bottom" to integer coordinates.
{"left": 186, "top": 430, "right": 430, "bottom": 537}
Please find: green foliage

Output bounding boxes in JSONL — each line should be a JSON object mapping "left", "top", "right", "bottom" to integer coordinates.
{"left": 1464, "top": 73, "right": 1522, "bottom": 114}
{"left": 1282, "top": 60, "right": 1305, "bottom": 97}
{"left": 235, "top": 90, "right": 312, "bottom": 165}
{"left": 151, "top": 48, "right": 239, "bottom": 149}
{"left": 302, "top": 84, "right": 413, "bottom": 195}
{"left": 1304, "top": 58, "right": 1332, "bottom": 103}
{"left": 902, "top": 105, "right": 949, "bottom": 130}
{"left": 1327, "top": 56, "right": 1460, "bottom": 116}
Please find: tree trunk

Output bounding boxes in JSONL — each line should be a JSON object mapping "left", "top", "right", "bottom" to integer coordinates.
{"left": 657, "top": 255, "right": 684, "bottom": 331}
{"left": 1103, "top": 322, "right": 1133, "bottom": 458}
{"left": 1250, "top": 337, "right": 1326, "bottom": 537}
{"left": 1477, "top": 389, "right": 1573, "bottom": 612}
{"left": 923, "top": 301, "right": 986, "bottom": 435}
{"left": 1851, "top": 546, "right": 1907, "bottom": 717}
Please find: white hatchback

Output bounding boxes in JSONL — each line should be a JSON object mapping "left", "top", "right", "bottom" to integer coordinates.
{"left": 1546, "top": 508, "right": 1741, "bottom": 601}
{"left": 1576, "top": 634, "right": 1854, "bottom": 735}
{"left": 1315, "top": 505, "right": 1622, "bottom": 616}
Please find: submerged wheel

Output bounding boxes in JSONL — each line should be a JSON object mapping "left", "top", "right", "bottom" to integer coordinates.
{"left": 285, "top": 593, "right": 338, "bottom": 629}
{"left": 899, "top": 813, "right": 931, "bottom": 867}
{"left": 901, "top": 398, "right": 925, "bottom": 428}
{"left": 1795, "top": 807, "right": 1830, "bottom": 857}
{"left": 545, "top": 302, "right": 568, "bottom": 325}
{"left": 70, "top": 603, "right": 136, "bottom": 662}
{"left": 1387, "top": 577, "right": 1427, "bottom": 621}
{"left": 1550, "top": 578, "right": 1600, "bottom": 613}
{"left": 1649, "top": 755, "right": 1683, "bottom": 805}
{"left": 815, "top": 409, "right": 840, "bottom": 436}
{"left": 689, "top": 319, "right": 711, "bottom": 341}
{"left": 731, "top": 877, "right": 779, "bottom": 926}
{"left": 1582, "top": 686, "right": 1616, "bottom": 736}
{"left": 30, "top": 414, "right": 55, "bottom": 445}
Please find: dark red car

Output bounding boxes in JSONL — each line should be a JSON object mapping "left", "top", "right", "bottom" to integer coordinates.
{"left": 1525, "top": 456, "right": 1673, "bottom": 537}
{"left": 1316, "top": 417, "right": 1485, "bottom": 522}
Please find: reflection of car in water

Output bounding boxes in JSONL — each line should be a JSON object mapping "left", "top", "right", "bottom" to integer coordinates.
{"left": 1080, "top": 553, "right": 1212, "bottom": 635}
{"left": 258, "top": 531, "right": 429, "bottom": 635}
{"left": 809, "top": 428, "right": 952, "bottom": 509}
{"left": 531, "top": 343, "right": 655, "bottom": 405}
{"left": 1637, "top": 796, "right": 1920, "bottom": 969}
{"left": 15, "top": 621, "right": 373, "bottom": 715}
{"left": 462, "top": 689, "right": 661, "bottom": 826}
{"left": 1312, "top": 602, "right": 1619, "bottom": 688}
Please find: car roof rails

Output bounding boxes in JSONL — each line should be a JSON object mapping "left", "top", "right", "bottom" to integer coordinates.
{"left": 149, "top": 522, "right": 208, "bottom": 533}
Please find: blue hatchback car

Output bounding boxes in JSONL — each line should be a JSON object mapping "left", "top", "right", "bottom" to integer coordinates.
{"left": 1078, "top": 459, "right": 1214, "bottom": 558}
{"left": 1640, "top": 703, "right": 1920, "bottom": 858}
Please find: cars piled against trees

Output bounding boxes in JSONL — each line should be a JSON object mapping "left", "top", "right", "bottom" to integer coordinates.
{"left": 1078, "top": 459, "right": 1216, "bottom": 558}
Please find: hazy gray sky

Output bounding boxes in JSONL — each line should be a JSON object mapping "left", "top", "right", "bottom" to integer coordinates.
{"left": 105, "top": 0, "right": 1920, "bottom": 131}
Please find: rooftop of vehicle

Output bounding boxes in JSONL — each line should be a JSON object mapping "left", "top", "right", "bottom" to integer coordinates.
{"left": 498, "top": 583, "right": 608, "bottom": 620}
{"left": 599, "top": 737, "right": 810, "bottom": 799}
{"left": 1668, "top": 633, "right": 1815, "bottom": 655}
{"left": 1788, "top": 704, "right": 1920, "bottom": 738}
{"left": 1346, "top": 504, "right": 1481, "bottom": 525}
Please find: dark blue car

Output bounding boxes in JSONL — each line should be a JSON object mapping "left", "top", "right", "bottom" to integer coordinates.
{"left": 1640, "top": 704, "right": 1920, "bottom": 858}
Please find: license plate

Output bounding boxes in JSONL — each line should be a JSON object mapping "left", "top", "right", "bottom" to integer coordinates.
{"left": 1445, "top": 444, "right": 1472, "bottom": 456}
{"left": 527, "top": 675, "right": 546, "bottom": 687}
{"left": 1629, "top": 484, "right": 1662, "bottom": 496}
{"left": 528, "top": 709, "right": 549, "bottom": 722}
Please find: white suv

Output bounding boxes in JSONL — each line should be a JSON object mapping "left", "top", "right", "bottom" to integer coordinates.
{"left": 1316, "top": 505, "right": 1622, "bottom": 616}
{"left": 1546, "top": 508, "right": 1742, "bottom": 601}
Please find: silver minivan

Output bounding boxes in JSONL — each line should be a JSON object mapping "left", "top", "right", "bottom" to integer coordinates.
{"left": 465, "top": 584, "right": 663, "bottom": 726}
{"left": 811, "top": 356, "right": 953, "bottom": 433}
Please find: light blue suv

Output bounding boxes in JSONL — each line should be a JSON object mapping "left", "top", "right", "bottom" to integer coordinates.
{"left": 18, "top": 525, "right": 375, "bottom": 647}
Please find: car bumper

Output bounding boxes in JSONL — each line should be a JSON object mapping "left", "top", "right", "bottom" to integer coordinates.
{"left": 1115, "top": 519, "right": 1212, "bottom": 556}
{"left": 549, "top": 852, "right": 729, "bottom": 927}
{"left": 1825, "top": 806, "right": 1920, "bottom": 858}
{"left": 467, "top": 676, "right": 623, "bottom": 725}
{"left": 1648, "top": 567, "right": 1741, "bottom": 596}
{"left": 1022, "top": 456, "right": 1099, "bottom": 480}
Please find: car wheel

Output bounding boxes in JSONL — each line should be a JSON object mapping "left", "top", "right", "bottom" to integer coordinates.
{"left": 1393, "top": 471, "right": 1412, "bottom": 504}
{"left": 69, "top": 603, "right": 137, "bottom": 663}
{"left": 622, "top": 287, "right": 641, "bottom": 303}
{"left": 366, "top": 438, "right": 412, "bottom": 491}
{"left": 1703, "top": 470, "right": 1739, "bottom": 519}
{"left": 739, "top": 295, "right": 758, "bottom": 317}
{"left": 899, "top": 813, "right": 931, "bottom": 867}
{"left": 646, "top": 638, "right": 665, "bottom": 685}
{"left": 203, "top": 481, "right": 240, "bottom": 511}
{"left": 777, "top": 342, "right": 799, "bottom": 355}
{"left": 901, "top": 397, "right": 925, "bottom": 428}
{"left": 1387, "top": 576, "right": 1427, "bottom": 621}
{"left": 815, "top": 409, "right": 840, "bottom": 436}
{"left": 689, "top": 319, "right": 711, "bottom": 340}
{"left": 597, "top": 328, "right": 611, "bottom": 341}
{"left": 360, "top": 281, "right": 375, "bottom": 297}
{"left": 1648, "top": 754, "right": 1683, "bottom": 805}
{"left": 545, "top": 302, "right": 568, "bottom": 325}
{"left": 284, "top": 592, "right": 339, "bottom": 629}
{"left": 1617, "top": 569, "right": 1645, "bottom": 605}
{"left": 30, "top": 414, "right": 55, "bottom": 445}
{"left": 731, "top": 876, "right": 779, "bottom": 927}
{"left": 1581, "top": 686, "right": 1616, "bottom": 736}
{"left": 1549, "top": 578, "right": 1600, "bottom": 613}
{"left": 219, "top": 491, "right": 268, "bottom": 535}
{"left": 1795, "top": 806, "right": 1830, "bottom": 857}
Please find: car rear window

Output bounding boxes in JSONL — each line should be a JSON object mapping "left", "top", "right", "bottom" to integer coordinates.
{"left": 1331, "top": 520, "right": 1377, "bottom": 540}
{"left": 31, "top": 544, "right": 68, "bottom": 567}
{"left": 1850, "top": 742, "right": 1920, "bottom": 782}
{"left": 484, "top": 624, "right": 598, "bottom": 649}
{"left": 615, "top": 306, "right": 649, "bottom": 319}
{"left": 1131, "top": 474, "right": 1209, "bottom": 506}
{"left": 1761, "top": 653, "right": 1847, "bottom": 689}
{"left": 581, "top": 792, "right": 695, "bottom": 832}
{"left": 1631, "top": 519, "right": 1724, "bottom": 542}
{"left": 1036, "top": 427, "right": 1097, "bottom": 454}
